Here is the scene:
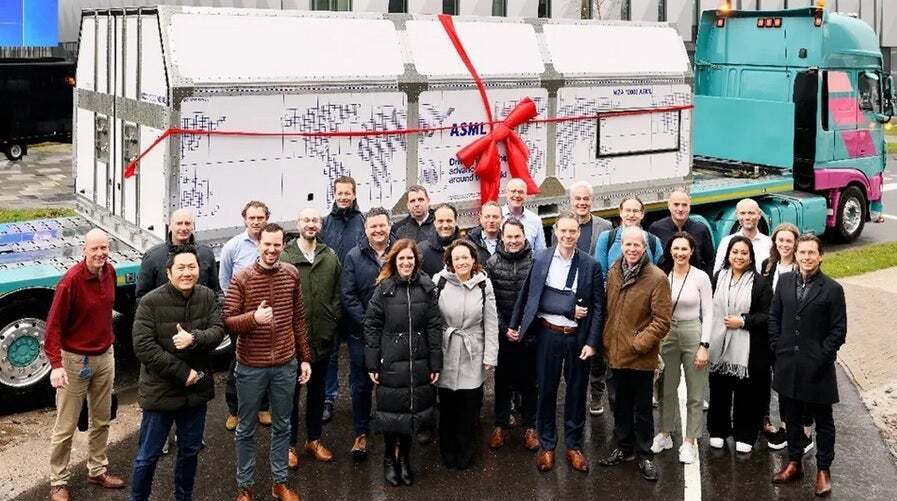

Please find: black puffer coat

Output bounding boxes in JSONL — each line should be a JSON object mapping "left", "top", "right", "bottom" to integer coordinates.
{"left": 485, "top": 241, "right": 533, "bottom": 339}
{"left": 418, "top": 229, "right": 460, "bottom": 277}
{"left": 364, "top": 272, "right": 444, "bottom": 435}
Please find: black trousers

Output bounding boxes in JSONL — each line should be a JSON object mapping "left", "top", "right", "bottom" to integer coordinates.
{"left": 290, "top": 356, "right": 330, "bottom": 445}
{"left": 494, "top": 337, "right": 538, "bottom": 429}
{"left": 780, "top": 394, "right": 836, "bottom": 470}
{"left": 610, "top": 368, "right": 654, "bottom": 458}
{"left": 225, "top": 333, "right": 268, "bottom": 415}
{"left": 708, "top": 370, "right": 768, "bottom": 445}
{"left": 438, "top": 386, "right": 484, "bottom": 469}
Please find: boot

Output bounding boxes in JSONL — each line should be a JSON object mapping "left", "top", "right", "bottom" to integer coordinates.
{"left": 398, "top": 450, "right": 414, "bottom": 486}
{"left": 383, "top": 458, "right": 400, "bottom": 487}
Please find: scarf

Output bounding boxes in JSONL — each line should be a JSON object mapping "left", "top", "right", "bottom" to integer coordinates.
{"left": 620, "top": 252, "right": 648, "bottom": 288}
{"left": 709, "top": 268, "right": 754, "bottom": 379}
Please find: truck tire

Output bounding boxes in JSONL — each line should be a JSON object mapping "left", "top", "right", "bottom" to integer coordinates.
{"left": 0, "top": 300, "right": 53, "bottom": 402}
{"left": 828, "top": 185, "right": 866, "bottom": 243}
{"left": 4, "top": 143, "right": 25, "bottom": 161}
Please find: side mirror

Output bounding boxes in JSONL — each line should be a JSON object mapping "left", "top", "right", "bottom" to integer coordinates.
{"left": 884, "top": 75, "right": 895, "bottom": 118}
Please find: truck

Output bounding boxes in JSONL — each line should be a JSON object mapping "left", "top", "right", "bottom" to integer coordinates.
{"left": 0, "top": 4, "right": 890, "bottom": 402}
{"left": 0, "top": 58, "right": 76, "bottom": 161}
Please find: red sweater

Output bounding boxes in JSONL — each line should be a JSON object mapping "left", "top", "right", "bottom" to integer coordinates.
{"left": 44, "top": 260, "right": 116, "bottom": 369}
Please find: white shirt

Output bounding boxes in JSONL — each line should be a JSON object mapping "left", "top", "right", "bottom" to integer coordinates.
{"left": 503, "top": 205, "right": 547, "bottom": 254}
{"left": 772, "top": 261, "right": 798, "bottom": 290}
{"left": 484, "top": 237, "right": 498, "bottom": 255}
{"left": 537, "top": 247, "right": 578, "bottom": 328}
{"left": 713, "top": 229, "right": 772, "bottom": 275}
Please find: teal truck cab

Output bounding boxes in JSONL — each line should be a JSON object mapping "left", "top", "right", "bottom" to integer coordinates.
{"left": 690, "top": 3, "right": 893, "bottom": 243}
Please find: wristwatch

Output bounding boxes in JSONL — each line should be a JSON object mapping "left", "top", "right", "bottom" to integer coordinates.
{"left": 699, "top": 342, "right": 710, "bottom": 349}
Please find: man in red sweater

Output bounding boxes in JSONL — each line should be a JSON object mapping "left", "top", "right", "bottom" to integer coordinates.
{"left": 45, "top": 228, "right": 126, "bottom": 501}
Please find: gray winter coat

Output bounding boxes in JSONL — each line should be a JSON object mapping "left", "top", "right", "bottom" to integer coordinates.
{"left": 434, "top": 270, "right": 499, "bottom": 390}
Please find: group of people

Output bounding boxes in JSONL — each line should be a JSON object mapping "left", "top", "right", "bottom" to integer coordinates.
{"left": 41, "top": 176, "right": 847, "bottom": 501}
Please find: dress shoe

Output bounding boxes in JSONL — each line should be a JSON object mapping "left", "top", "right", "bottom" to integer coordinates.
{"left": 383, "top": 458, "right": 400, "bottom": 487}
{"left": 772, "top": 461, "right": 804, "bottom": 483}
{"left": 351, "top": 434, "right": 368, "bottom": 462}
{"left": 565, "top": 449, "right": 590, "bottom": 472}
{"left": 639, "top": 458, "right": 659, "bottom": 481}
{"left": 321, "top": 401, "right": 334, "bottom": 424}
{"left": 305, "top": 440, "right": 334, "bottom": 462}
{"left": 488, "top": 427, "right": 507, "bottom": 450}
{"left": 598, "top": 448, "right": 636, "bottom": 467}
{"left": 288, "top": 447, "right": 300, "bottom": 470}
{"left": 87, "top": 473, "right": 126, "bottom": 489}
{"left": 225, "top": 414, "right": 238, "bottom": 431}
{"left": 814, "top": 469, "right": 832, "bottom": 497}
{"left": 271, "top": 483, "right": 299, "bottom": 501}
{"left": 398, "top": 453, "right": 414, "bottom": 486}
{"left": 523, "top": 428, "right": 540, "bottom": 451}
{"left": 235, "top": 488, "right": 253, "bottom": 501}
{"left": 49, "top": 485, "right": 70, "bottom": 501}
{"left": 536, "top": 449, "right": 555, "bottom": 472}
{"left": 258, "top": 411, "right": 272, "bottom": 426}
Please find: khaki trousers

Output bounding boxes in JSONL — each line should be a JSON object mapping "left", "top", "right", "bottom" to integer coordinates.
{"left": 657, "top": 319, "right": 706, "bottom": 440}
{"left": 49, "top": 347, "right": 115, "bottom": 486}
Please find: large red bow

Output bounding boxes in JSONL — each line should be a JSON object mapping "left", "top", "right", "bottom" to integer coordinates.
{"left": 457, "top": 98, "right": 540, "bottom": 204}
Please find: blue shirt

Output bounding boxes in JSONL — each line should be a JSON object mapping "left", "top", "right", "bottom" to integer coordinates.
{"left": 218, "top": 231, "right": 259, "bottom": 293}
{"left": 593, "top": 226, "right": 663, "bottom": 276}
{"left": 503, "top": 205, "right": 546, "bottom": 254}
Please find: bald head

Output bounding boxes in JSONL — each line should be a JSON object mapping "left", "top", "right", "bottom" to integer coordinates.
{"left": 735, "top": 198, "right": 762, "bottom": 235}
{"left": 169, "top": 208, "right": 196, "bottom": 245}
{"left": 82, "top": 229, "right": 110, "bottom": 274}
{"left": 297, "top": 207, "right": 322, "bottom": 243}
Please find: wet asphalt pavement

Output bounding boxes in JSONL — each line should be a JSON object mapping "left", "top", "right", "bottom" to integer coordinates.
{"left": 13, "top": 350, "right": 897, "bottom": 501}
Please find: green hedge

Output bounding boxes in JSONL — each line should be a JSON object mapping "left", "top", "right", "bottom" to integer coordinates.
{"left": 0, "top": 208, "right": 75, "bottom": 224}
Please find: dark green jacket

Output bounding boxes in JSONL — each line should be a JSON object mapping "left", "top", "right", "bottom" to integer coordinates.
{"left": 132, "top": 282, "right": 225, "bottom": 412}
{"left": 280, "top": 238, "right": 342, "bottom": 363}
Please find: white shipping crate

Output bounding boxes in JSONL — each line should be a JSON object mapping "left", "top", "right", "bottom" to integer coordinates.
{"left": 73, "top": 6, "right": 692, "bottom": 250}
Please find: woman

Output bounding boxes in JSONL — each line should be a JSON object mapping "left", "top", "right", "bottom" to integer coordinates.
{"left": 364, "top": 239, "right": 444, "bottom": 487}
{"left": 651, "top": 232, "right": 713, "bottom": 464}
{"left": 434, "top": 239, "right": 499, "bottom": 469}
{"left": 707, "top": 236, "right": 773, "bottom": 453}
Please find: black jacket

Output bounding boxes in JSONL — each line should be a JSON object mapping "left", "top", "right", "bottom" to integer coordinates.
{"left": 364, "top": 273, "right": 444, "bottom": 435}
{"left": 132, "top": 283, "right": 225, "bottom": 412}
{"left": 418, "top": 229, "right": 460, "bottom": 277}
{"left": 485, "top": 242, "right": 533, "bottom": 340}
{"left": 321, "top": 201, "right": 365, "bottom": 263}
{"left": 649, "top": 216, "right": 716, "bottom": 278}
{"left": 712, "top": 270, "right": 773, "bottom": 371}
{"left": 769, "top": 271, "right": 847, "bottom": 404}
{"left": 135, "top": 233, "right": 218, "bottom": 301}
{"left": 391, "top": 210, "right": 436, "bottom": 243}
{"left": 465, "top": 225, "right": 498, "bottom": 265}
{"left": 341, "top": 237, "right": 393, "bottom": 332}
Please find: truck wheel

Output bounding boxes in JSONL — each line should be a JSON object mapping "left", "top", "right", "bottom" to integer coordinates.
{"left": 0, "top": 301, "right": 53, "bottom": 402}
{"left": 4, "top": 143, "right": 25, "bottom": 161}
{"left": 829, "top": 185, "right": 867, "bottom": 243}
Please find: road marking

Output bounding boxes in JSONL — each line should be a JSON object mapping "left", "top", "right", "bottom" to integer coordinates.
{"left": 883, "top": 183, "right": 897, "bottom": 192}
{"left": 679, "top": 376, "right": 702, "bottom": 501}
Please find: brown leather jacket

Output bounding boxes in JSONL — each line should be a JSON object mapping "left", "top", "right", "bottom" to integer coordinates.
{"left": 603, "top": 257, "right": 672, "bottom": 371}
{"left": 223, "top": 261, "right": 311, "bottom": 367}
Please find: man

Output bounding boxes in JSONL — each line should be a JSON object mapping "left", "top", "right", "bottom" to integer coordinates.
{"left": 135, "top": 208, "right": 218, "bottom": 301}
{"left": 419, "top": 203, "right": 461, "bottom": 277}
{"left": 223, "top": 223, "right": 312, "bottom": 501}
{"left": 130, "top": 246, "right": 225, "bottom": 501}
{"left": 503, "top": 177, "right": 547, "bottom": 254}
{"left": 341, "top": 207, "right": 394, "bottom": 461}
{"left": 770, "top": 235, "right": 847, "bottom": 497}
{"left": 712, "top": 198, "right": 772, "bottom": 274}
{"left": 465, "top": 201, "right": 503, "bottom": 264}
{"left": 280, "top": 208, "right": 341, "bottom": 468}
{"left": 45, "top": 229, "right": 125, "bottom": 501}
{"left": 561, "top": 181, "right": 612, "bottom": 417}
{"left": 593, "top": 197, "right": 663, "bottom": 274}
{"left": 508, "top": 212, "right": 603, "bottom": 473}
{"left": 486, "top": 219, "right": 538, "bottom": 452}
{"left": 220, "top": 201, "right": 272, "bottom": 431}
{"left": 320, "top": 176, "right": 366, "bottom": 424}
{"left": 598, "top": 226, "right": 672, "bottom": 482}
{"left": 648, "top": 188, "right": 715, "bottom": 278}
{"left": 391, "top": 185, "right": 435, "bottom": 242}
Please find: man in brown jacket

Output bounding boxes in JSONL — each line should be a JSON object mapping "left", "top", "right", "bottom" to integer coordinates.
{"left": 597, "top": 226, "right": 672, "bottom": 482}
{"left": 223, "top": 223, "right": 312, "bottom": 501}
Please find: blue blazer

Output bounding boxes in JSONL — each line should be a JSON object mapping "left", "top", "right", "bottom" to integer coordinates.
{"left": 508, "top": 247, "right": 604, "bottom": 350}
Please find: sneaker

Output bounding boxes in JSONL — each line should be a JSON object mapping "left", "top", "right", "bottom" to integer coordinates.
{"left": 589, "top": 401, "right": 604, "bottom": 416}
{"left": 709, "top": 437, "right": 725, "bottom": 449}
{"left": 161, "top": 437, "right": 170, "bottom": 455}
{"left": 801, "top": 433, "right": 815, "bottom": 455}
{"left": 638, "top": 458, "right": 659, "bottom": 481}
{"left": 766, "top": 429, "right": 788, "bottom": 450}
{"left": 650, "top": 434, "right": 673, "bottom": 454}
{"left": 678, "top": 442, "right": 696, "bottom": 464}
{"left": 703, "top": 400, "right": 709, "bottom": 411}
{"left": 322, "top": 401, "right": 334, "bottom": 424}
{"left": 735, "top": 441, "right": 753, "bottom": 453}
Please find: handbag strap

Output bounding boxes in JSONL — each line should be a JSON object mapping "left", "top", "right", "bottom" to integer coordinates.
{"left": 668, "top": 266, "right": 691, "bottom": 314}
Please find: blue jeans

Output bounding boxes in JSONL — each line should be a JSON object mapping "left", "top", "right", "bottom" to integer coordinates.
{"left": 347, "top": 335, "right": 373, "bottom": 436}
{"left": 235, "top": 360, "right": 297, "bottom": 488}
{"left": 129, "top": 403, "right": 207, "bottom": 501}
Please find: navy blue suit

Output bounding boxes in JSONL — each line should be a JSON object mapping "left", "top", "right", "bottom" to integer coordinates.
{"left": 509, "top": 247, "right": 605, "bottom": 450}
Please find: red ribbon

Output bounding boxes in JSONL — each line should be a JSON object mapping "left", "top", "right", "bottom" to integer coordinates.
{"left": 438, "top": 14, "right": 539, "bottom": 204}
